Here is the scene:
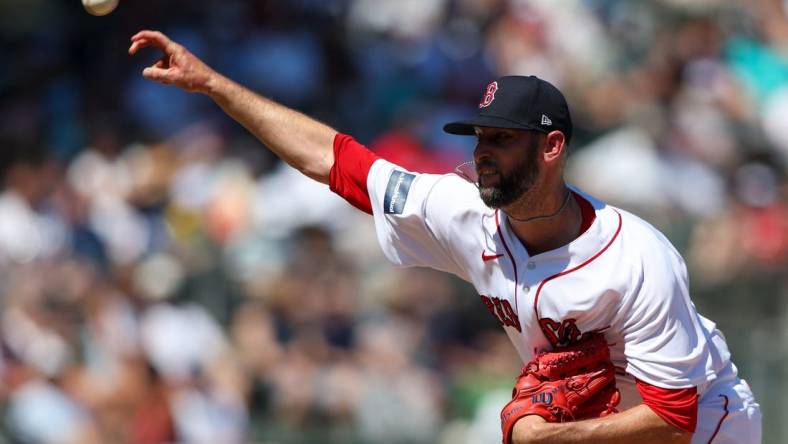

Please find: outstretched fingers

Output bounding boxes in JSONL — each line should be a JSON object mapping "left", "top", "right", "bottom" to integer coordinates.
{"left": 128, "top": 39, "right": 148, "bottom": 55}
{"left": 129, "top": 30, "right": 181, "bottom": 84}
{"left": 130, "top": 30, "right": 172, "bottom": 47}
{"left": 129, "top": 29, "right": 212, "bottom": 92}
{"left": 128, "top": 30, "right": 173, "bottom": 55}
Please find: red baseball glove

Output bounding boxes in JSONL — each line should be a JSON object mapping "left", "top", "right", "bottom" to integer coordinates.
{"left": 500, "top": 333, "right": 620, "bottom": 444}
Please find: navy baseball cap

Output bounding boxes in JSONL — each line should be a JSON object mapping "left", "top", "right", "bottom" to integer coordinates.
{"left": 443, "top": 75, "right": 573, "bottom": 144}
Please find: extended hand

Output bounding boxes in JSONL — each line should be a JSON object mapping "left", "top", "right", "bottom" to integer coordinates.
{"left": 128, "top": 30, "right": 216, "bottom": 93}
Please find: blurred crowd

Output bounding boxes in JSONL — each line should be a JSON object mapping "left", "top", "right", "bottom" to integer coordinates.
{"left": 1, "top": 0, "right": 788, "bottom": 443}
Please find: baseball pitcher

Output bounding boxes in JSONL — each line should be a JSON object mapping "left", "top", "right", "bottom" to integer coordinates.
{"left": 129, "top": 30, "right": 762, "bottom": 444}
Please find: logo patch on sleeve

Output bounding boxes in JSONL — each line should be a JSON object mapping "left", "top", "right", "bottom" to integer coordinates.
{"left": 383, "top": 170, "right": 415, "bottom": 214}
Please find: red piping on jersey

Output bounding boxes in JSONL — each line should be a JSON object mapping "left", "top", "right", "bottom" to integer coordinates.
{"left": 707, "top": 395, "right": 729, "bottom": 444}
{"left": 533, "top": 210, "right": 623, "bottom": 333}
{"left": 495, "top": 210, "right": 519, "bottom": 315}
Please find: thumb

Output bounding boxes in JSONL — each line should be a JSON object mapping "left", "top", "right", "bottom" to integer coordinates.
{"left": 142, "top": 66, "right": 176, "bottom": 84}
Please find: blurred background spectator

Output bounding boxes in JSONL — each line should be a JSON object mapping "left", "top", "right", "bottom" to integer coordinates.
{"left": 1, "top": 0, "right": 786, "bottom": 442}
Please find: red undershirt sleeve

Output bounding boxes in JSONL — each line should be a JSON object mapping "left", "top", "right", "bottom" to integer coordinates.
{"left": 636, "top": 378, "right": 698, "bottom": 434}
{"left": 328, "top": 133, "right": 380, "bottom": 215}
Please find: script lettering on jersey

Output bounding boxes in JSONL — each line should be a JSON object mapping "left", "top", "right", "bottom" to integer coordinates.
{"left": 480, "top": 295, "right": 521, "bottom": 332}
{"left": 538, "top": 317, "right": 582, "bottom": 347}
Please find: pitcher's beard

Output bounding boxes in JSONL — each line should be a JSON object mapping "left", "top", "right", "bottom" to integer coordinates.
{"left": 477, "top": 148, "right": 540, "bottom": 209}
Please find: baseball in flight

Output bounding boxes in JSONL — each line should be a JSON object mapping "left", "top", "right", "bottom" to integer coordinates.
{"left": 82, "top": 0, "right": 118, "bottom": 16}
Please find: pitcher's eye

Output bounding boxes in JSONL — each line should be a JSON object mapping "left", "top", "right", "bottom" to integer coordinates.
{"left": 493, "top": 133, "right": 511, "bottom": 144}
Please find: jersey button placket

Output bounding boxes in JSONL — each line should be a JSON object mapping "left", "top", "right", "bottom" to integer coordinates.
{"left": 523, "top": 261, "right": 535, "bottom": 294}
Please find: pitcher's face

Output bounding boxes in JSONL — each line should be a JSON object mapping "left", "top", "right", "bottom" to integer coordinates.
{"left": 473, "top": 127, "right": 543, "bottom": 209}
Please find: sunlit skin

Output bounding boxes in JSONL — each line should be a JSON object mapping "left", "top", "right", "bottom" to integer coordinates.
{"left": 511, "top": 408, "right": 691, "bottom": 444}
{"left": 473, "top": 126, "right": 583, "bottom": 255}
{"left": 474, "top": 127, "right": 541, "bottom": 208}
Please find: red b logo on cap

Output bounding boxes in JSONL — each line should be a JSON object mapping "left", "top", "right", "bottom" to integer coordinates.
{"left": 479, "top": 81, "right": 498, "bottom": 108}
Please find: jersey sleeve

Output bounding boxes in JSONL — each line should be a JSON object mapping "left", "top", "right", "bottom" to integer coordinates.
{"left": 365, "top": 157, "right": 470, "bottom": 279}
{"left": 615, "top": 230, "right": 720, "bottom": 390}
{"left": 328, "top": 133, "right": 471, "bottom": 279}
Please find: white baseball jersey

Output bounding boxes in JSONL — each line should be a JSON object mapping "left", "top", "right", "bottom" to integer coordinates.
{"left": 329, "top": 134, "right": 761, "bottom": 443}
